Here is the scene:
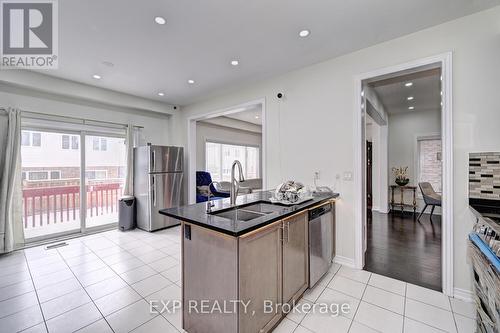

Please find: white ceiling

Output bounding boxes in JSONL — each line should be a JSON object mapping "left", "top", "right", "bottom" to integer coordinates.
{"left": 373, "top": 70, "right": 441, "bottom": 115}
{"left": 36, "top": 0, "right": 498, "bottom": 106}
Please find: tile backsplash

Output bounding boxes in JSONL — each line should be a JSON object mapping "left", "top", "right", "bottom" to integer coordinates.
{"left": 469, "top": 152, "right": 500, "bottom": 200}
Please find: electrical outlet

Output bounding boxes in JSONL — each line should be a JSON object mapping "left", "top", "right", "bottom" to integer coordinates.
{"left": 343, "top": 172, "right": 353, "bottom": 181}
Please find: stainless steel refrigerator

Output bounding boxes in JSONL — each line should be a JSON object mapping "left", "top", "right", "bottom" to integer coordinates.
{"left": 134, "top": 145, "right": 184, "bottom": 231}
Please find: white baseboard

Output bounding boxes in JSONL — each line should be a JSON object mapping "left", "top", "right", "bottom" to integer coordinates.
{"left": 334, "top": 256, "right": 355, "bottom": 268}
{"left": 371, "top": 206, "right": 380, "bottom": 212}
{"left": 453, "top": 288, "right": 474, "bottom": 302}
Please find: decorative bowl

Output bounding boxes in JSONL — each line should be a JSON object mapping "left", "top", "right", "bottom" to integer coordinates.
{"left": 395, "top": 178, "right": 409, "bottom": 186}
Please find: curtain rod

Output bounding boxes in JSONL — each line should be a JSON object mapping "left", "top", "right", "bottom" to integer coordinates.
{"left": 20, "top": 110, "right": 144, "bottom": 129}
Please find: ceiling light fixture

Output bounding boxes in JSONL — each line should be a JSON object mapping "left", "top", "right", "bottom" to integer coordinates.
{"left": 101, "top": 61, "right": 114, "bottom": 67}
{"left": 92, "top": 74, "right": 101, "bottom": 80}
{"left": 158, "top": 92, "right": 165, "bottom": 96}
{"left": 407, "top": 96, "right": 414, "bottom": 101}
{"left": 408, "top": 106, "right": 415, "bottom": 110}
{"left": 231, "top": 60, "right": 239, "bottom": 66}
{"left": 299, "top": 29, "right": 310, "bottom": 37}
{"left": 405, "top": 82, "right": 413, "bottom": 87}
{"left": 255, "top": 115, "right": 259, "bottom": 119}
{"left": 154, "top": 16, "right": 166, "bottom": 25}
{"left": 187, "top": 79, "right": 195, "bottom": 84}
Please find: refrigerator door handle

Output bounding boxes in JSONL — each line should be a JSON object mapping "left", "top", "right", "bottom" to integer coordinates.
{"left": 151, "top": 150, "right": 156, "bottom": 172}
{"left": 152, "top": 175, "right": 156, "bottom": 207}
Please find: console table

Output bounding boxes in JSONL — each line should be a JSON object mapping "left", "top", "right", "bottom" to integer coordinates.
{"left": 390, "top": 185, "right": 417, "bottom": 215}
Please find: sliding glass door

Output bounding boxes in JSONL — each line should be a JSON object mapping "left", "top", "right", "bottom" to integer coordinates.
{"left": 21, "top": 130, "right": 82, "bottom": 240}
{"left": 21, "top": 128, "right": 126, "bottom": 241}
{"left": 84, "top": 135, "right": 126, "bottom": 229}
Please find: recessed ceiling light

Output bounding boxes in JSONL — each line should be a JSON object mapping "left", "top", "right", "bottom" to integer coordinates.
{"left": 158, "top": 92, "right": 165, "bottom": 96}
{"left": 154, "top": 16, "right": 166, "bottom": 25}
{"left": 255, "top": 115, "right": 259, "bottom": 119}
{"left": 101, "top": 61, "right": 114, "bottom": 67}
{"left": 405, "top": 82, "right": 413, "bottom": 87}
{"left": 408, "top": 106, "right": 415, "bottom": 110}
{"left": 92, "top": 74, "right": 101, "bottom": 80}
{"left": 187, "top": 79, "right": 195, "bottom": 84}
{"left": 298, "top": 29, "right": 310, "bottom": 37}
{"left": 407, "top": 96, "right": 414, "bottom": 101}
{"left": 361, "top": 90, "right": 365, "bottom": 97}
{"left": 231, "top": 60, "right": 239, "bottom": 66}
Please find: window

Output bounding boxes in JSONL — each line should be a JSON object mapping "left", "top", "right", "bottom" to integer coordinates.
{"left": 205, "top": 142, "right": 260, "bottom": 182}
{"left": 62, "top": 135, "right": 70, "bottom": 149}
{"left": 418, "top": 138, "right": 442, "bottom": 193}
{"left": 25, "top": 170, "right": 61, "bottom": 181}
{"left": 85, "top": 170, "right": 107, "bottom": 180}
{"left": 28, "top": 171, "right": 48, "bottom": 181}
{"left": 71, "top": 136, "right": 79, "bottom": 149}
{"left": 21, "top": 128, "right": 127, "bottom": 240}
{"left": 32, "top": 133, "right": 41, "bottom": 147}
{"left": 50, "top": 171, "right": 61, "bottom": 180}
{"left": 62, "top": 135, "right": 79, "bottom": 150}
{"left": 21, "top": 131, "right": 41, "bottom": 147}
{"left": 93, "top": 138, "right": 107, "bottom": 151}
{"left": 92, "top": 138, "right": 100, "bottom": 150}
{"left": 21, "top": 132, "right": 30, "bottom": 146}
{"left": 100, "top": 138, "right": 107, "bottom": 151}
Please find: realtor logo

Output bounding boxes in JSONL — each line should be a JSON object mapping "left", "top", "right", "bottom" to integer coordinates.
{"left": 1, "top": 0, "right": 58, "bottom": 69}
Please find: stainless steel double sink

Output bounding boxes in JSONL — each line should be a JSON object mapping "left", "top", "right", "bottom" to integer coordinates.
{"left": 210, "top": 201, "right": 283, "bottom": 221}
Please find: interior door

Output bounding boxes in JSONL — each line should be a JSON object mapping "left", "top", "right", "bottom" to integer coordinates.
{"left": 282, "top": 212, "right": 309, "bottom": 305}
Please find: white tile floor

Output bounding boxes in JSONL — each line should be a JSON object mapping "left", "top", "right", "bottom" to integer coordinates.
{"left": 0, "top": 227, "right": 475, "bottom": 333}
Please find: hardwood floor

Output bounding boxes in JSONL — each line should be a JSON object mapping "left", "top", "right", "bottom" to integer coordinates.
{"left": 364, "top": 211, "right": 442, "bottom": 291}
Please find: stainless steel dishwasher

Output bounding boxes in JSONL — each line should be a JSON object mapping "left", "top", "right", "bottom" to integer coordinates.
{"left": 308, "top": 202, "right": 334, "bottom": 287}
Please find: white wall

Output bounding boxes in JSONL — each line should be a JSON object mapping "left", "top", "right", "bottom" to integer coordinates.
{"left": 0, "top": 88, "right": 173, "bottom": 146}
{"left": 196, "top": 122, "right": 262, "bottom": 170}
{"left": 174, "top": 6, "right": 500, "bottom": 293}
{"left": 388, "top": 109, "right": 441, "bottom": 212}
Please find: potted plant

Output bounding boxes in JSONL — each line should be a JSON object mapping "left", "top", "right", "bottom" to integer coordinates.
{"left": 392, "top": 166, "right": 409, "bottom": 186}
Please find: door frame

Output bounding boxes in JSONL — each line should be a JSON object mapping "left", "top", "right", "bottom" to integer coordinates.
{"left": 353, "top": 52, "right": 454, "bottom": 296}
{"left": 186, "top": 98, "right": 266, "bottom": 204}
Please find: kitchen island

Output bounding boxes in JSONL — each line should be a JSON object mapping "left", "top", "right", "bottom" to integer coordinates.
{"left": 160, "top": 191, "right": 338, "bottom": 333}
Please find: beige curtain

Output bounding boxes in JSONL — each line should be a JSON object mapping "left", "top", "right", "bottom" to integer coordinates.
{"left": 0, "top": 107, "right": 24, "bottom": 253}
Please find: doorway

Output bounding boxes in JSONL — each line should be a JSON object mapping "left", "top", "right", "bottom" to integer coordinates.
{"left": 187, "top": 99, "right": 266, "bottom": 204}
{"left": 354, "top": 53, "right": 454, "bottom": 295}
{"left": 21, "top": 127, "right": 126, "bottom": 242}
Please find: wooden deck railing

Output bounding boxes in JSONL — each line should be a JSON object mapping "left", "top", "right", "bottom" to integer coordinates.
{"left": 22, "top": 183, "right": 123, "bottom": 227}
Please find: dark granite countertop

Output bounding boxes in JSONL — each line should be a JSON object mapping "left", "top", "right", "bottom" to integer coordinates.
{"left": 159, "top": 191, "right": 339, "bottom": 236}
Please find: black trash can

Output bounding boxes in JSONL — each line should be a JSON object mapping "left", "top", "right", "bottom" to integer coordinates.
{"left": 118, "top": 196, "right": 136, "bottom": 231}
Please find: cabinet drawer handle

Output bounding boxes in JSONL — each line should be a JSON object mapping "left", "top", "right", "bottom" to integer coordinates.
{"left": 279, "top": 224, "right": 285, "bottom": 243}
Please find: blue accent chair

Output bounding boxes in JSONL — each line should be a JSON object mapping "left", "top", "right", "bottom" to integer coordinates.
{"left": 196, "top": 171, "right": 230, "bottom": 203}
